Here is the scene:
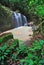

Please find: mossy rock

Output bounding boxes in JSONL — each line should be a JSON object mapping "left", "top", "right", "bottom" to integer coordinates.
{"left": 0, "top": 32, "right": 13, "bottom": 43}
{"left": 0, "top": 4, "right": 13, "bottom": 32}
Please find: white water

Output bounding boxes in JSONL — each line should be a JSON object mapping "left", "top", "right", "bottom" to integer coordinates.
{"left": 12, "top": 12, "right": 28, "bottom": 28}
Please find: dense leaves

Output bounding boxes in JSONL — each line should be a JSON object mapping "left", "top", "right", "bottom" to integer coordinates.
{"left": 0, "top": 0, "right": 44, "bottom": 17}
{"left": 0, "top": 33, "right": 20, "bottom": 65}
{"left": 0, "top": 33, "right": 44, "bottom": 65}
{"left": 0, "top": 33, "right": 13, "bottom": 43}
{"left": 19, "top": 40, "right": 44, "bottom": 65}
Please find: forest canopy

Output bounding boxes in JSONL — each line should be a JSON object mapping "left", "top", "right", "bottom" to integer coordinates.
{"left": 0, "top": 0, "right": 44, "bottom": 18}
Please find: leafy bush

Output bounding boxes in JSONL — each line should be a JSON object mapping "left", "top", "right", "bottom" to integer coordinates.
{"left": 0, "top": 32, "right": 44, "bottom": 65}
{"left": 0, "top": 44, "right": 10, "bottom": 65}
{"left": 0, "top": 38, "right": 19, "bottom": 65}
{"left": 0, "top": 35, "right": 44, "bottom": 65}
{"left": 19, "top": 39, "right": 44, "bottom": 65}
{"left": 1, "top": 0, "right": 44, "bottom": 17}
{"left": 9, "top": 39, "right": 19, "bottom": 51}
{"left": 0, "top": 33, "right": 13, "bottom": 43}
{"left": 16, "top": 44, "right": 28, "bottom": 59}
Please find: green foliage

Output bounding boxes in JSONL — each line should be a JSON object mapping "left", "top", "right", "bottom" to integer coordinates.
{"left": 35, "top": 5, "right": 44, "bottom": 17}
{"left": 0, "top": 44, "right": 10, "bottom": 61}
{"left": 19, "top": 39, "right": 44, "bottom": 65}
{"left": 29, "top": 40, "right": 44, "bottom": 52}
{"left": 37, "top": 21, "right": 44, "bottom": 36}
{"left": 0, "top": 33, "right": 44, "bottom": 65}
{"left": 11, "top": 53, "right": 17, "bottom": 61}
{"left": 16, "top": 44, "right": 28, "bottom": 58}
{"left": 0, "top": 33, "right": 13, "bottom": 43}
{"left": 39, "top": 58, "right": 44, "bottom": 64}
{"left": 0, "top": 38, "right": 19, "bottom": 65}
{"left": 9, "top": 39, "right": 19, "bottom": 51}
{"left": 41, "top": 21, "right": 44, "bottom": 35}
{"left": 1, "top": 0, "right": 44, "bottom": 17}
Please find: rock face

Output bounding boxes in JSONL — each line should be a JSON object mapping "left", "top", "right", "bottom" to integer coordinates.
{"left": 1, "top": 26, "right": 33, "bottom": 41}
{"left": 0, "top": 4, "right": 13, "bottom": 32}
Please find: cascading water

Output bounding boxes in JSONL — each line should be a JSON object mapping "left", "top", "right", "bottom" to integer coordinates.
{"left": 22, "top": 15, "right": 28, "bottom": 26}
{"left": 12, "top": 12, "right": 28, "bottom": 28}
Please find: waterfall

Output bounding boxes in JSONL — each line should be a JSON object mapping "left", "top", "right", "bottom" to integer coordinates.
{"left": 22, "top": 15, "right": 28, "bottom": 26}
{"left": 12, "top": 12, "right": 28, "bottom": 28}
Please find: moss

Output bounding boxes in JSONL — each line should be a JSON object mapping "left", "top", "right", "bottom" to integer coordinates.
{"left": 0, "top": 4, "right": 13, "bottom": 32}
{"left": 0, "top": 33, "right": 13, "bottom": 43}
